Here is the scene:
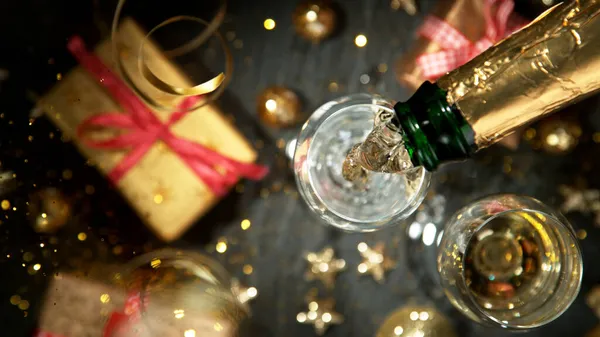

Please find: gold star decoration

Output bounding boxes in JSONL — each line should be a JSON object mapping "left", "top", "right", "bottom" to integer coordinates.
{"left": 305, "top": 246, "right": 347, "bottom": 289}
{"left": 357, "top": 242, "right": 395, "bottom": 283}
{"left": 558, "top": 185, "right": 600, "bottom": 225}
{"left": 296, "top": 295, "right": 344, "bottom": 335}
{"left": 390, "top": 0, "right": 417, "bottom": 15}
{"left": 231, "top": 278, "right": 258, "bottom": 304}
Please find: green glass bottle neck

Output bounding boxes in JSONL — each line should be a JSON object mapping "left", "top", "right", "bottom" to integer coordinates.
{"left": 392, "top": 81, "right": 476, "bottom": 171}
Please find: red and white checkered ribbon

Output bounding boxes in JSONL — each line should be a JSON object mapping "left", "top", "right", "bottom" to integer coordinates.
{"left": 416, "top": 0, "right": 529, "bottom": 79}
{"left": 33, "top": 291, "right": 146, "bottom": 337}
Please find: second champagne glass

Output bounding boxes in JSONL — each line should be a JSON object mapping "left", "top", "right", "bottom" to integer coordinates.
{"left": 437, "top": 194, "right": 582, "bottom": 330}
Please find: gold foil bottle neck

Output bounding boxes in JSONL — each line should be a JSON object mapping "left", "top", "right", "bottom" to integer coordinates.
{"left": 437, "top": 0, "right": 600, "bottom": 148}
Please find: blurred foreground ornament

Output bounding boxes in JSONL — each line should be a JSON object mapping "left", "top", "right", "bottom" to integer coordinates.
{"left": 305, "top": 246, "right": 346, "bottom": 289}
{"left": 376, "top": 305, "right": 457, "bottom": 337}
{"left": 526, "top": 117, "right": 581, "bottom": 154}
{"left": 357, "top": 242, "right": 395, "bottom": 283}
{"left": 558, "top": 185, "right": 600, "bottom": 226}
{"left": 296, "top": 295, "right": 343, "bottom": 335}
{"left": 257, "top": 86, "right": 302, "bottom": 128}
{"left": 28, "top": 188, "right": 71, "bottom": 233}
{"left": 293, "top": 1, "right": 337, "bottom": 43}
{"left": 390, "top": 0, "right": 417, "bottom": 15}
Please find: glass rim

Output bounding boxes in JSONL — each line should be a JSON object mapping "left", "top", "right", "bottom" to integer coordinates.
{"left": 460, "top": 207, "right": 583, "bottom": 329}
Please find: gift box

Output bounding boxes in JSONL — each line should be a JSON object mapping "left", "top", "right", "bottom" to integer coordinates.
{"left": 37, "top": 19, "right": 266, "bottom": 241}
{"left": 394, "top": 0, "right": 527, "bottom": 149}
{"left": 36, "top": 270, "right": 238, "bottom": 337}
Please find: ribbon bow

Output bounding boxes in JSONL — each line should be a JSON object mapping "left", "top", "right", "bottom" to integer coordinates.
{"left": 416, "top": 0, "right": 528, "bottom": 79}
{"left": 67, "top": 36, "right": 268, "bottom": 197}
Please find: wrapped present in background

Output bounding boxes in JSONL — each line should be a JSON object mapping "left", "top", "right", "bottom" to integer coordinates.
{"left": 37, "top": 19, "right": 267, "bottom": 242}
{"left": 394, "top": 0, "right": 528, "bottom": 149}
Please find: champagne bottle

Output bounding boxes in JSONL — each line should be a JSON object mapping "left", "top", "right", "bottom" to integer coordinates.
{"left": 346, "top": 0, "right": 600, "bottom": 175}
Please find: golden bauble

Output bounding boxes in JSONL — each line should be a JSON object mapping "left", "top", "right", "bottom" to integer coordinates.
{"left": 28, "top": 188, "right": 71, "bottom": 233}
{"left": 257, "top": 86, "right": 302, "bottom": 128}
{"left": 376, "top": 305, "right": 457, "bottom": 337}
{"left": 526, "top": 117, "right": 581, "bottom": 155}
{"left": 293, "top": 1, "right": 337, "bottom": 43}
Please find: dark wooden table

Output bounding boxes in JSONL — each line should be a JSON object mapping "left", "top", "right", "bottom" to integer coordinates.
{"left": 1, "top": 0, "right": 600, "bottom": 336}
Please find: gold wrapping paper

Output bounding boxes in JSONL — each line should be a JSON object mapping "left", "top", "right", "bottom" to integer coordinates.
{"left": 38, "top": 19, "right": 257, "bottom": 241}
{"left": 437, "top": 0, "right": 600, "bottom": 148}
{"left": 38, "top": 272, "right": 237, "bottom": 337}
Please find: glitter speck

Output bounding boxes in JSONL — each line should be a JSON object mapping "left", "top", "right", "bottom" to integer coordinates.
{"left": 216, "top": 241, "right": 227, "bottom": 253}
{"left": 264, "top": 18, "right": 276, "bottom": 30}
{"left": 33, "top": 264, "right": 41, "bottom": 271}
{"left": 18, "top": 300, "right": 30, "bottom": 310}
{"left": 243, "top": 264, "right": 254, "bottom": 275}
{"left": 153, "top": 194, "right": 164, "bottom": 204}
{"left": 150, "top": 259, "right": 162, "bottom": 268}
{"left": 184, "top": 329, "right": 196, "bottom": 337}
{"left": 355, "top": 34, "right": 367, "bottom": 47}
{"left": 56, "top": 73, "right": 62, "bottom": 81}
{"left": 77, "top": 232, "right": 87, "bottom": 241}
{"left": 241, "top": 219, "right": 251, "bottom": 230}
{"left": 174, "top": 309, "right": 185, "bottom": 319}
{"left": 10, "top": 295, "right": 21, "bottom": 305}
{"left": 100, "top": 294, "right": 111, "bottom": 303}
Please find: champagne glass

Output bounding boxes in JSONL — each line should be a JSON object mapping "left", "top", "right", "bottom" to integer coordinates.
{"left": 107, "top": 249, "right": 249, "bottom": 337}
{"left": 293, "top": 94, "right": 431, "bottom": 232}
{"left": 437, "top": 194, "right": 583, "bottom": 330}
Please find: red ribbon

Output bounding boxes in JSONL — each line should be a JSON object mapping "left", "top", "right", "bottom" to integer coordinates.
{"left": 67, "top": 36, "right": 268, "bottom": 197}
{"left": 415, "top": 0, "right": 528, "bottom": 79}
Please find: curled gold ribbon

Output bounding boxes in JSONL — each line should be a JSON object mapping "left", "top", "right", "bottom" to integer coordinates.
{"left": 111, "top": 0, "right": 232, "bottom": 112}
{"left": 138, "top": 15, "right": 231, "bottom": 97}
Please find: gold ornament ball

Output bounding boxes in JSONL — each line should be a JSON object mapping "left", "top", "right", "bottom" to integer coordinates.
{"left": 293, "top": 1, "right": 337, "bottom": 43}
{"left": 528, "top": 118, "right": 581, "bottom": 154}
{"left": 376, "top": 305, "right": 457, "bottom": 337}
{"left": 257, "top": 86, "right": 302, "bottom": 128}
{"left": 28, "top": 188, "right": 71, "bottom": 233}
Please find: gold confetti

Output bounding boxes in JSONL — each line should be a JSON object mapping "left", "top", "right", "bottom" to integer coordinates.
{"left": 10, "top": 295, "right": 20, "bottom": 305}
{"left": 77, "top": 232, "right": 87, "bottom": 241}
{"left": 33, "top": 264, "right": 41, "bottom": 271}
{"left": 377, "top": 63, "right": 388, "bottom": 73}
{"left": 112, "top": 245, "right": 123, "bottom": 255}
{"left": 577, "top": 229, "right": 588, "bottom": 240}
{"left": 151, "top": 258, "right": 162, "bottom": 268}
{"left": 18, "top": 300, "right": 30, "bottom": 310}
{"left": 243, "top": 264, "right": 254, "bottom": 275}
{"left": 241, "top": 219, "right": 251, "bottom": 230}
{"left": 328, "top": 81, "right": 339, "bottom": 92}
{"left": 100, "top": 294, "right": 111, "bottom": 303}
{"left": 184, "top": 329, "right": 196, "bottom": 337}
{"left": 1, "top": 200, "right": 10, "bottom": 210}
{"left": 354, "top": 34, "right": 367, "bottom": 47}
{"left": 264, "top": 18, "right": 276, "bottom": 30}
{"left": 56, "top": 73, "right": 62, "bottom": 81}
{"left": 216, "top": 241, "right": 227, "bottom": 253}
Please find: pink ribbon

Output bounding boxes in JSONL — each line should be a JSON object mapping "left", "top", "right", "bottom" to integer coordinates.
{"left": 415, "top": 0, "right": 528, "bottom": 79}
{"left": 67, "top": 36, "right": 268, "bottom": 197}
